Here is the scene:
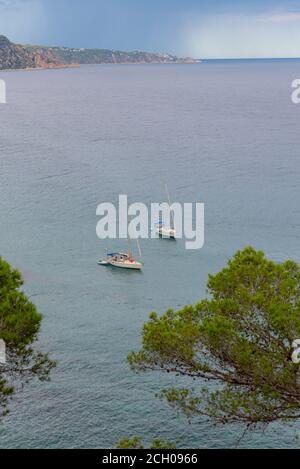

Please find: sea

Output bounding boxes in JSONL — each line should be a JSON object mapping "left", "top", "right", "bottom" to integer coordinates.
{"left": 0, "top": 60, "right": 300, "bottom": 448}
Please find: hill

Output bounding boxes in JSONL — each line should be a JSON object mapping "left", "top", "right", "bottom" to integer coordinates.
{"left": 0, "top": 36, "right": 198, "bottom": 70}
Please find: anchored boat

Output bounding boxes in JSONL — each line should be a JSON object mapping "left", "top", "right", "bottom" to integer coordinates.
{"left": 155, "top": 184, "right": 176, "bottom": 239}
{"left": 99, "top": 235, "right": 143, "bottom": 271}
{"left": 98, "top": 251, "right": 143, "bottom": 270}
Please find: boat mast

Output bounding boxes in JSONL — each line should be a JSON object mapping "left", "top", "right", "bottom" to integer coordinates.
{"left": 165, "top": 184, "right": 174, "bottom": 230}
{"left": 127, "top": 217, "right": 133, "bottom": 259}
{"left": 136, "top": 238, "right": 143, "bottom": 262}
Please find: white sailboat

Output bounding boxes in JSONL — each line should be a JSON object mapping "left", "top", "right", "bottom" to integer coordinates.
{"left": 98, "top": 231, "right": 143, "bottom": 271}
{"left": 155, "top": 184, "right": 176, "bottom": 239}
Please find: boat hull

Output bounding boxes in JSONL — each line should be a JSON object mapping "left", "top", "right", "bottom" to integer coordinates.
{"left": 99, "top": 259, "right": 143, "bottom": 270}
{"left": 109, "top": 260, "right": 143, "bottom": 270}
{"left": 156, "top": 227, "right": 176, "bottom": 239}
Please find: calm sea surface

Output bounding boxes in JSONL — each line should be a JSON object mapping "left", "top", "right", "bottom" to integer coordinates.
{"left": 0, "top": 61, "right": 300, "bottom": 448}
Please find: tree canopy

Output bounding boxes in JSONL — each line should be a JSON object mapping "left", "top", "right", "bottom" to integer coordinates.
{"left": 0, "top": 257, "right": 55, "bottom": 416}
{"left": 128, "top": 247, "right": 300, "bottom": 428}
{"left": 117, "top": 436, "right": 176, "bottom": 449}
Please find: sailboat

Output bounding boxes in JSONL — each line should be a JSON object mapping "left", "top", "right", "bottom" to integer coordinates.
{"left": 155, "top": 184, "right": 176, "bottom": 239}
{"left": 98, "top": 230, "right": 144, "bottom": 271}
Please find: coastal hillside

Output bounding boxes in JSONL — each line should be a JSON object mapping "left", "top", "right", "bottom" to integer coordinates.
{"left": 0, "top": 35, "right": 197, "bottom": 70}
{"left": 0, "top": 35, "right": 61, "bottom": 69}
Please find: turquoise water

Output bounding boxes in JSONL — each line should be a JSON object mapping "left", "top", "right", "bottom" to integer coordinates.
{"left": 0, "top": 62, "right": 300, "bottom": 448}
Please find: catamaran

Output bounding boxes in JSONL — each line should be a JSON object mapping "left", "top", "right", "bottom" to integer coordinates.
{"left": 98, "top": 238, "right": 143, "bottom": 270}
{"left": 155, "top": 184, "right": 176, "bottom": 239}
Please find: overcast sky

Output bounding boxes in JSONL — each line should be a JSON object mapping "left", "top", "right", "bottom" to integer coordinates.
{"left": 1, "top": 0, "right": 300, "bottom": 58}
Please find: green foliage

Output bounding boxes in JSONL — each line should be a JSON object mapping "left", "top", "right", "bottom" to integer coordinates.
{"left": 117, "top": 437, "right": 144, "bottom": 449}
{"left": 0, "top": 257, "right": 55, "bottom": 416}
{"left": 150, "top": 439, "right": 176, "bottom": 449}
{"left": 128, "top": 247, "right": 300, "bottom": 427}
{"left": 117, "top": 436, "right": 176, "bottom": 449}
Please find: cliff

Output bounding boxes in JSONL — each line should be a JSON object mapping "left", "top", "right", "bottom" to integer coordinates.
{"left": 0, "top": 35, "right": 198, "bottom": 70}
{"left": 0, "top": 35, "right": 62, "bottom": 69}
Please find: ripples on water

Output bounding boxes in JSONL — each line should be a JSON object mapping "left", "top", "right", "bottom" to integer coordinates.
{"left": 0, "top": 62, "right": 300, "bottom": 448}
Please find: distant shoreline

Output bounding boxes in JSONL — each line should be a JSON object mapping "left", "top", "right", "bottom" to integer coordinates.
{"left": 0, "top": 63, "right": 80, "bottom": 72}
{"left": 0, "top": 35, "right": 200, "bottom": 71}
{"left": 0, "top": 61, "right": 201, "bottom": 72}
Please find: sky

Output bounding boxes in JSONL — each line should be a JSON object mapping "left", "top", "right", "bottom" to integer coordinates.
{"left": 1, "top": 0, "right": 300, "bottom": 58}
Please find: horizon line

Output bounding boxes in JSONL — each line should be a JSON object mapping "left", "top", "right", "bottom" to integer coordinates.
{"left": 3, "top": 35, "right": 300, "bottom": 62}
